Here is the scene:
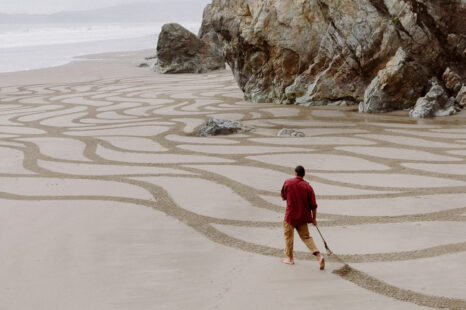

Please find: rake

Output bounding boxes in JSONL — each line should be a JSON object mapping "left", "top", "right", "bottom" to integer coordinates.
{"left": 315, "top": 225, "right": 334, "bottom": 256}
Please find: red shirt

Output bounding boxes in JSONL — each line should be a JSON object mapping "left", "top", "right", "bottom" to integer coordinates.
{"left": 281, "top": 177, "right": 318, "bottom": 227}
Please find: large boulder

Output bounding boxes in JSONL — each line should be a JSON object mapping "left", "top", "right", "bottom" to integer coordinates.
{"left": 207, "top": 0, "right": 466, "bottom": 113}
{"left": 199, "top": 4, "right": 221, "bottom": 44}
{"left": 197, "top": 4, "right": 226, "bottom": 71}
{"left": 154, "top": 5, "right": 225, "bottom": 74}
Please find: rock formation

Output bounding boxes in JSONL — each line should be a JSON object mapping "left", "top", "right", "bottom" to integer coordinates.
{"left": 409, "top": 79, "right": 459, "bottom": 118}
{"left": 154, "top": 5, "right": 225, "bottom": 74}
{"left": 197, "top": 118, "right": 254, "bottom": 136}
{"left": 207, "top": 0, "right": 465, "bottom": 115}
{"left": 361, "top": 48, "right": 427, "bottom": 113}
{"left": 277, "top": 128, "right": 305, "bottom": 137}
{"left": 457, "top": 86, "right": 466, "bottom": 107}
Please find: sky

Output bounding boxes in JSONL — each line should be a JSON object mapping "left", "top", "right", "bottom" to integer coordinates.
{"left": 0, "top": 0, "right": 210, "bottom": 14}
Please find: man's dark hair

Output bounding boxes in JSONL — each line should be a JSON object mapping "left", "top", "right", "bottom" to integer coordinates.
{"left": 295, "top": 165, "right": 305, "bottom": 177}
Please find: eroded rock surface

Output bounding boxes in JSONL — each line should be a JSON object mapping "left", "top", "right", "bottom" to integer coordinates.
{"left": 456, "top": 86, "right": 466, "bottom": 107}
{"left": 443, "top": 67, "right": 463, "bottom": 93}
{"left": 409, "top": 80, "right": 460, "bottom": 118}
{"left": 154, "top": 5, "right": 225, "bottom": 74}
{"left": 208, "top": 0, "right": 466, "bottom": 114}
{"left": 361, "top": 48, "right": 427, "bottom": 113}
{"left": 197, "top": 118, "right": 254, "bottom": 136}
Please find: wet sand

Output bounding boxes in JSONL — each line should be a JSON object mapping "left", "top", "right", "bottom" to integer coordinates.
{"left": 0, "top": 50, "right": 465, "bottom": 309}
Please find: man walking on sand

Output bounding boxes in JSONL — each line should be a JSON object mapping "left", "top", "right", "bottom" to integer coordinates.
{"left": 281, "top": 165, "right": 325, "bottom": 270}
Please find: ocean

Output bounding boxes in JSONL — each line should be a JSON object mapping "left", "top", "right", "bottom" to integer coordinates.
{"left": 0, "top": 22, "right": 200, "bottom": 73}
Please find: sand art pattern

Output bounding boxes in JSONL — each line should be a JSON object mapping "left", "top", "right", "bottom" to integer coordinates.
{"left": 1, "top": 70, "right": 465, "bottom": 309}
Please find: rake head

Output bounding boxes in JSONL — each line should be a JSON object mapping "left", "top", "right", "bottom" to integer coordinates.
{"left": 323, "top": 241, "right": 333, "bottom": 256}
{"left": 316, "top": 226, "right": 334, "bottom": 256}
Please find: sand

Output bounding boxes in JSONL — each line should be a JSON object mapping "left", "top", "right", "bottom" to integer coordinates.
{"left": 0, "top": 50, "right": 465, "bottom": 309}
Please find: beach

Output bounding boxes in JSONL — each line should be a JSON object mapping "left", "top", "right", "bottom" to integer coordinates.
{"left": 0, "top": 51, "right": 465, "bottom": 309}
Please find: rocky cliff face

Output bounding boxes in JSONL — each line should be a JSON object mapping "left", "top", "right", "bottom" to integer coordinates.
{"left": 208, "top": 0, "right": 465, "bottom": 115}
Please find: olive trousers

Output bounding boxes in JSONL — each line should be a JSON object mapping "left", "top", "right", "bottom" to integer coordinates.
{"left": 283, "top": 221, "right": 319, "bottom": 259}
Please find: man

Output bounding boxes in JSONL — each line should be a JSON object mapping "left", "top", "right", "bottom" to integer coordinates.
{"left": 281, "top": 165, "right": 325, "bottom": 270}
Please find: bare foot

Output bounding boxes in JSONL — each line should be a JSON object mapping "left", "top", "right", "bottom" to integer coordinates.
{"left": 281, "top": 258, "right": 295, "bottom": 265}
{"left": 319, "top": 256, "right": 325, "bottom": 270}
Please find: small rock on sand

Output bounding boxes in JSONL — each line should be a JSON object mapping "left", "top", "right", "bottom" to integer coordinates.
{"left": 197, "top": 118, "right": 253, "bottom": 137}
{"left": 277, "top": 128, "right": 305, "bottom": 137}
